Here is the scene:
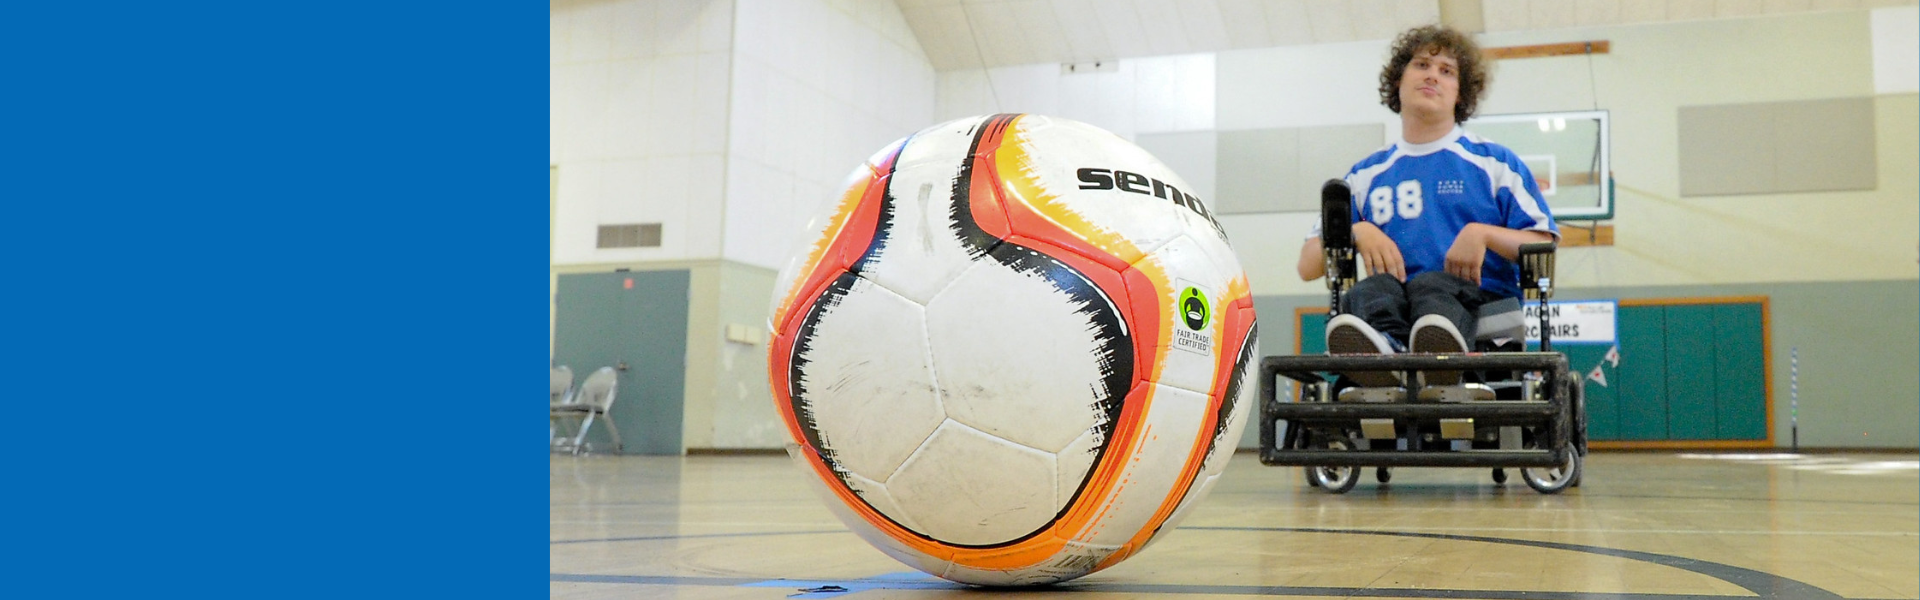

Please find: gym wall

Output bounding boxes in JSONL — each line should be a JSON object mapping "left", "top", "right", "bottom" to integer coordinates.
{"left": 552, "top": 2, "right": 1918, "bottom": 451}
{"left": 551, "top": 0, "right": 936, "bottom": 452}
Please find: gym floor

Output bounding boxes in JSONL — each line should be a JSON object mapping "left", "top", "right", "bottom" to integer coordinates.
{"left": 550, "top": 451, "right": 1918, "bottom": 599}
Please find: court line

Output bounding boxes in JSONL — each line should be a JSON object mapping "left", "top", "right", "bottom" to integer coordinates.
{"left": 1202, "top": 490, "right": 1920, "bottom": 507}
{"left": 1188, "top": 525, "right": 1916, "bottom": 537}
{"left": 549, "top": 522, "right": 1915, "bottom": 537}
{"left": 1187, "top": 526, "right": 1843, "bottom": 600}
{"left": 552, "top": 572, "right": 1838, "bottom": 600}
{"left": 551, "top": 527, "right": 1849, "bottom": 599}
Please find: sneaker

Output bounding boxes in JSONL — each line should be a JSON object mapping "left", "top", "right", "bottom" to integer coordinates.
{"left": 1325, "top": 314, "right": 1402, "bottom": 388}
{"left": 1410, "top": 314, "right": 1469, "bottom": 386}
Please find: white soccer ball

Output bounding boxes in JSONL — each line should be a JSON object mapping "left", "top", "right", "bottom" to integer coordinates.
{"left": 767, "top": 114, "right": 1258, "bottom": 586}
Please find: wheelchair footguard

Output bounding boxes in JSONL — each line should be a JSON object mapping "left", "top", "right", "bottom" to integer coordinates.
{"left": 1256, "top": 352, "right": 1589, "bottom": 494}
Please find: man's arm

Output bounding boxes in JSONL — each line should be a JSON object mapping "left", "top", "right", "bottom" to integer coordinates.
{"left": 1297, "top": 237, "right": 1325, "bottom": 280}
{"left": 1445, "top": 223, "right": 1555, "bottom": 285}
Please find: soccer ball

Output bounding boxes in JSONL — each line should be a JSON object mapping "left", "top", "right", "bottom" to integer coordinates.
{"left": 766, "top": 114, "right": 1258, "bottom": 586}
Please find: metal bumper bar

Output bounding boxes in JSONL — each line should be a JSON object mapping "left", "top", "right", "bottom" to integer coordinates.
{"left": 1256, "top": 449, "right": 1565, "bottom": 468}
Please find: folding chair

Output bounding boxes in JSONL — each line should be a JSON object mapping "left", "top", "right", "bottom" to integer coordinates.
{"left": 550, "top": 365, "right": 574, "bottom": 449}
{"left": 551, "top": 365, "right": 575, "bottom": 406}
{"left": 550, "top": 366, "right": 621, "bottom": 455}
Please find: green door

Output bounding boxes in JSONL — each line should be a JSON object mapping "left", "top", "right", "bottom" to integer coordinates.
{"left": 554, "top": 270, "right": 689, "bottom": 455}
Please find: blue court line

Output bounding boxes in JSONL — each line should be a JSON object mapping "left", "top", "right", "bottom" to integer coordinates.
{"left": 740, "top": 572, "right": 967, "bottom": 598}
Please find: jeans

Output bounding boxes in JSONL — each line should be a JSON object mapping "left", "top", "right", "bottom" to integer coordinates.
{"left": 1341, "top": 272, "right": 1506, "bottom": 345}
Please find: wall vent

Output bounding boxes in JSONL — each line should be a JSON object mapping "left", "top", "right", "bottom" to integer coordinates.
{"left": 597, "top": 223, "right": 662, "bottom": 248}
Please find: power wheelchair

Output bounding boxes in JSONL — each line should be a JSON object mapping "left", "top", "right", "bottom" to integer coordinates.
{"left": 1257, "top": 180, "right": 1588, "bottom": 494}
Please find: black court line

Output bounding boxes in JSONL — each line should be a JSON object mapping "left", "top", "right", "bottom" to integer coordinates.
{"left": 1185, "top": 526, "right": 1843, "bottom": 599}
{"left": 551, "top": 526, "right": 1855, "bottom": 599}
{"left": 1202, "top": 488, "right": 1920, "bottom": 507}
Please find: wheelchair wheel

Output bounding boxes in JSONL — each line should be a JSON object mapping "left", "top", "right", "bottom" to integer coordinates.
{"left": 1375, "top": 467, "right": 1391, "bottom": 484}
{"left": 1491, "top": 468, "right": 1507, "bottom": 484}
{"left": 1308, "top": 438, "right": 1359, "bottom": 494}
{"left": 1523, "top": 445, "right": 1582, "bottom": 494}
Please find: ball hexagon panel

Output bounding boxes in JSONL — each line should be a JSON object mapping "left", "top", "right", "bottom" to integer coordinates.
{"left": 851, "top": 124, "right": 985, "bottom": 307}
{"left": 1074, "top": 383, "right": 1210, "bottom": 548}
{"left": 923, "top": 259, "right": 1113, "bottom": 455}
{"left": 790, "top": 274, "right": 946, "bottom": 482}
{"left": 886, "top": 419, "right": 1059, "bottom": 546}
{"left": 1054, "top": 426, "right": 1103, "bottom": 511}
{"left": 784, "top": 446, "right": 957, "bottom": 577}
{"left": 843, "top": 471, "right": 926, "bottom": 534}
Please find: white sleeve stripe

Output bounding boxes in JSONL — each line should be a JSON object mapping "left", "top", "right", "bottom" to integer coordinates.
{"left": 1443, "top": 145, "right": 1554, "bottom": 230}
{"left": 1345, "top": 149, "right": 1405, "bottom": 205}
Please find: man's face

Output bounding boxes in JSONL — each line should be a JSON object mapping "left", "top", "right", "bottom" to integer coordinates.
{"left": 1398, "top": 47, "right": 1459, "bottom": 120}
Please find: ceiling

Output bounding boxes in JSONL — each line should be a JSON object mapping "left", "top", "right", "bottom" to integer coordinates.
{"left": 893, "top": 0, "right": 1915, "bottom": 70}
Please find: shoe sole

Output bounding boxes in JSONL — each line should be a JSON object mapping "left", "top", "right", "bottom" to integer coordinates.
{"left": 1411, "top": 326, "right": 1466, "bottom": 387}
{"left": 1328, "top": 324, "right": 1401, "bottom": 388}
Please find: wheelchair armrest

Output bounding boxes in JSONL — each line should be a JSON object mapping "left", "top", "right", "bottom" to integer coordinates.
{"left": 1518, "top": 241, "right": 1557, "bottom": 301}
{"left": 1474, "top": 297, "right": 1525, "bottom": 343}
{"left": 1320, "top": 179, "right": 1357, "bottom": 293}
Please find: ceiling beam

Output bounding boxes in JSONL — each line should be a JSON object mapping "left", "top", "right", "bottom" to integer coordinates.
{"left": 1484, "top": 40, "right": 1611, "bottom": 60}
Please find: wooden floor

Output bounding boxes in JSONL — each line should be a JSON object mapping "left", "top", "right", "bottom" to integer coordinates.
{"left": 551, "top": 451, "right": 1918, "bottom": 599}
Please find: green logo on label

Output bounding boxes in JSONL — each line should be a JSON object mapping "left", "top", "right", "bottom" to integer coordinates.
{"left": 1179, "top": 287, "right": 1210, "bottom": 331}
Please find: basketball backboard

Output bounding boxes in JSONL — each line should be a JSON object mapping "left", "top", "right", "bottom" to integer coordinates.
{"left": 1469, "top": 110, "right": 1612, "bottom": 221}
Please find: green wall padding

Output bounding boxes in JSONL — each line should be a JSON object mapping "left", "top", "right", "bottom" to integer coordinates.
{"left": 1665, "top": 305, "right": 1721, "bottom": 440}
{"left": 1714, "top": 304, "right": 1768, "bottom": 440}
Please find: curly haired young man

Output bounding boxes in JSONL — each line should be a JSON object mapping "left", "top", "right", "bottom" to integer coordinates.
{"left": 1298, "top": 25, "right": 1559, "bottom": 387}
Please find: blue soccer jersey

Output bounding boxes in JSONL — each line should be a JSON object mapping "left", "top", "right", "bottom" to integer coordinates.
{"left": 1342, "top": 126, "right": 1558, "bottom": 298}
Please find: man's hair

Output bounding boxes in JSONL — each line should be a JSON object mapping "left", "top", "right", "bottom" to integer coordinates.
{"left": 1378, "top": 25, "right": 1488, "bottom": 123}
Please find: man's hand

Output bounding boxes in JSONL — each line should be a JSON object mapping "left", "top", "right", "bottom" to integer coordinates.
{"left": 1445, "top": 223, "right": 1489, "bottom": 285}
{"left": 1353, "top": 222, "right": 1405, "bottom": 282}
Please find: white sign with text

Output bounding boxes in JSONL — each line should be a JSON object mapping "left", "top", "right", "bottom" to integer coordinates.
{"left": 1522, "top": 300, "right": 1617, "bottom": 344}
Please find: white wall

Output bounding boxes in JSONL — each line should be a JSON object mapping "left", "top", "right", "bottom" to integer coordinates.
{"left": 1212, "top": 39, "right": 1403, "bottom": 298}
{"left": 933, "top": 9, "right": 1920, "bottom": 299}
{"left": 725, "top": 0, "right": 938, "bottom": 271}
{"left": 1873, "top": 5, "right": 1919, "bottom": 94}
{"left": 551, "top": 0, "right": 734, "bottom": 265}
{"left": 934, "top": 53, "right": 1216, "bottom": 140}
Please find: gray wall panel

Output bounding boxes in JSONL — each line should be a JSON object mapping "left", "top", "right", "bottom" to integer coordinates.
{"left": 1679, "top": 97, "right": 1877, "bottom": 197}
{"left": 1135, "top": 131, "right": 1218, "bottom": 200}
{"left": 1216, "top": 123, "right": 1384, "bottom": 214}
{"left": 1775, "top": 97, "right": 1877, "bottom": 193}
{"left": 1216, "top": 128, "right": 1299, "bottom": 213}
